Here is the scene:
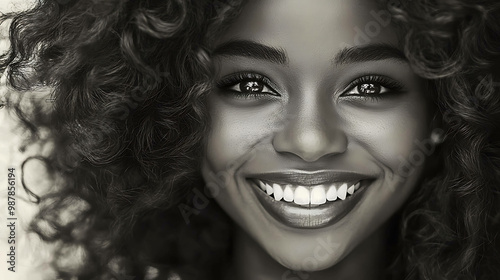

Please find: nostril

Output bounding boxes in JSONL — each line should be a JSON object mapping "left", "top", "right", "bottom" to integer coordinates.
{"left": 272, "top": 128, "right": 347, "bottom": 162}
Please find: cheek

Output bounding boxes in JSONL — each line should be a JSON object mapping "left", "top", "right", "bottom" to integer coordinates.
{"left": 205, "top": 112, "right": 246, "bottom": 171}
{"left": 342, "top": 100, "right": 432, "bottom": 177}
{"left": 205, "top": 97, "right": 282, "bottom": 170}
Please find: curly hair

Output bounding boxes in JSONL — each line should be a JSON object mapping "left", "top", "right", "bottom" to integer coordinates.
{"left": 385, "top": 1, "right": 500, "bottom": 279}
{"left": 1, "top": 0, "right": 499, "bottom": 279}
{"left": 2, "top": 0, "right": 244, "bottom": 279}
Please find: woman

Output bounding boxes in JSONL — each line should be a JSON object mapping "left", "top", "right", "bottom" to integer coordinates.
{"left": 1, "top": 0, "right": 499, "bottom": 279}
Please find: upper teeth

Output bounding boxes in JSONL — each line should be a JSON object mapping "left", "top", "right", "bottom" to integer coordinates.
{"left": 256, "top": 180, "right": 361, "bottom": 206}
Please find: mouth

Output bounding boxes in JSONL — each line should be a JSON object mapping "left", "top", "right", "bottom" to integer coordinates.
{"left": 251, "top": 179, "right": 362, "bottom": 206}
{"left": 246, "top": 171, "right": 376, "bottom": 229}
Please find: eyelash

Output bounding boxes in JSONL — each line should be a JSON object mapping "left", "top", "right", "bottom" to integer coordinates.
{"left": 216, "top": 72, "right": 405, "bottom": 101}
{"left": 341, "top": 75, "right": 405, "bottom": 102}
{"left": 216, "top": 72, "right": 280, "bottom": 99}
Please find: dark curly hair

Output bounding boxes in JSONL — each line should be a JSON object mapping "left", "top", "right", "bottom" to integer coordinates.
{"left": 1, "top": 0, "right": 499, "bottom": 279}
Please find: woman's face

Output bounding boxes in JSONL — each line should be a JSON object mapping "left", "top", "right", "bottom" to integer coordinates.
{"left": 202, "top": 0, "right": 435, "bottom": 271}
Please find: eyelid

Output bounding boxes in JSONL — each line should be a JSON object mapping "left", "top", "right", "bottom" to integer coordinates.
{"left": 340, "top": 74, "right": 406, "bottom": 96}
{"left": 216, "top": 72, "right": 281, "bottom": 95}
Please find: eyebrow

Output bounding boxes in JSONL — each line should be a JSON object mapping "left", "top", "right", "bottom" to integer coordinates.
{"left": 334, "top": 44, "right": 407, "bottom": 65}
{"left": 212, "top": 40, "right": 406, "bottom": 66}
{"left": 212, "top": 39, "right": 288, "bottom": 65}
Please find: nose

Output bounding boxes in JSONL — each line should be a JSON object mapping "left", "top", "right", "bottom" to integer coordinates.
{"left": 272, "top": 99, "right": 347, "bottom": 162}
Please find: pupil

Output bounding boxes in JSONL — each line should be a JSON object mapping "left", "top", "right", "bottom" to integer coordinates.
{"left": 358, "top": 83, "right": 380, "bottom": 94}
{"left": 240, "top": 80, "right": 263, "bottom": 93}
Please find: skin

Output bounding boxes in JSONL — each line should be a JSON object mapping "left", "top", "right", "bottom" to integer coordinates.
{"left": 201, "top": 0, "right": 438, "bottom": 278}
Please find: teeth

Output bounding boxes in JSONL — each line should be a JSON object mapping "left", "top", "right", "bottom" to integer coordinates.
{"left": 273, "top": 183, "right": 283, "bottom": 201}
{"left": 294, "top": 186, "right": 310, "bottom": 205}
{"left": 347, "top": 184, "right": 355, "bottom": 195}
{"left": 326, "top": 185, "right": 337, "bottom": 201}
{"left": 258, "top": 181, "right": 266, "bottom": 191}
{"left": 310, "top": 186, "right": 326, "bottom": 205}
{"left": 283, "top": 185, "right": 294, "bottom": 202}
{"left": 256, "top": 180, "right": 362, "bottom": 205}
{"left": 265, "top": 183, "right": 273, "bottom": 195}
{"left": 337, "top": 183, "right": 347, "bottom": 200}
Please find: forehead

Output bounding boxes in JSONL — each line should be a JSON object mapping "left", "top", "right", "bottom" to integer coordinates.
{"left": 215, "top": 0, "right": 399, "bottom": 56}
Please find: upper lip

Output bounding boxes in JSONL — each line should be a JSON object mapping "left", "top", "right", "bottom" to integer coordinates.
{"left": 247, "top": 170, "right": 374, "bottom": 186}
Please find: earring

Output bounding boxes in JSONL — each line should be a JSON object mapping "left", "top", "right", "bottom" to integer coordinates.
{"left": 430, "top": 128, "right": 445, "bottom": 145}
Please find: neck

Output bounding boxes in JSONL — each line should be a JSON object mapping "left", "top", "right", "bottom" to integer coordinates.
{"left": 230, "top": 224, "right": 391, "bottom": 280}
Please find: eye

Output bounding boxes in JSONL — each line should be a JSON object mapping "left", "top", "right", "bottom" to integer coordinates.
{"left": 341, "top": 75, "right": 405, "bottom": 101}
{"left": 216, "top": 72, "right": 280, "bottom": 98}
{"left": 229, "top": 79, "right": 276, "bottom": 94}
{"left": 348, "top": 82, "right": 389, "bottom": 95}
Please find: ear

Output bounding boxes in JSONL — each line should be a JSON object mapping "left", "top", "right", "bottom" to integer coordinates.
{"left": 430, "top": 128, "right": 445, "bottom": 145}
{"left": 429, "top": 113, "right": 446, "bottom": 145}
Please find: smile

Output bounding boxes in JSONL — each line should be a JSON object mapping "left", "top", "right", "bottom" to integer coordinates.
{"left": 246, "top": 171, "right": 376, "bottom": 229}
{"left": 253, "top": 180, "right": 361, "bottom": 206}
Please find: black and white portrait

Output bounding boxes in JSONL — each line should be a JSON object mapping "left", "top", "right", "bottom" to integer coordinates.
{"left": 0, "top": 0, "right": 499, "bottom": 279}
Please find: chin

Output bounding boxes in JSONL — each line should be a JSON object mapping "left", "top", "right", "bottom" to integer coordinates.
{"left": 273, "top": 248, "right": 347, "bottom": 272}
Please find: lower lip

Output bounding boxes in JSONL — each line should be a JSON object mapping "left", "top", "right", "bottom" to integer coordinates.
{"left": 249, "top": 180, "right": 372, "bottom": 229}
